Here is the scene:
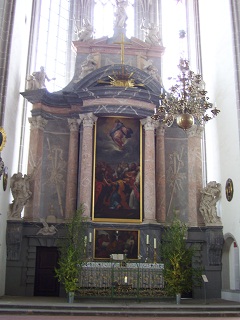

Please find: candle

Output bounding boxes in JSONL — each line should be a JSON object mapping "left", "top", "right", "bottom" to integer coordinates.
{"left": 89, "top": 232, "right": 92, "bottom": 243}
{"left": 124, "top": 276, "right": 127, "bottom": 284}
{"left": 146, "top": 234, "right": 149, "bottom": 245}
{"left": 154, "top": 238, "right": 157, "bottom": 249}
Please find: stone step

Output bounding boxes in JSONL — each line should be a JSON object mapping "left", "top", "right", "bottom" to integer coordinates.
{"left": 0, "top": 301, "right": 240, "bottom": 317}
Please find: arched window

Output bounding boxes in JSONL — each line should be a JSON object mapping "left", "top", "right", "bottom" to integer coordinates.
{"left": 161, "top": 0, "right": 188, "bottom": 88}
{"left": 32, "top": 0, "right": 75, "bottom": 92}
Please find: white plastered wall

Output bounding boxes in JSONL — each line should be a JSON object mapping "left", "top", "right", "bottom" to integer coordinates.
{"left": 0, "top": 0, "right": 32, "bottom": 296}
{"left": 199, "top": 0, "right": 240, "bottom": 294}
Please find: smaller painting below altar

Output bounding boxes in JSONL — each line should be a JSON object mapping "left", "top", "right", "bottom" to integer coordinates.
{"left": 94, "top": 228, "right": 139, "bottom": 260}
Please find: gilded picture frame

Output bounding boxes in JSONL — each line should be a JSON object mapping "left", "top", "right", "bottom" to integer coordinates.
{"left": 0, "top": 127, "right": 7, "bottom": 152}
{"left": 94, "top": 228, "right": 140, "bottom": 260}
{"left": 92, "top": 117, "right": 142, "bottom": 222}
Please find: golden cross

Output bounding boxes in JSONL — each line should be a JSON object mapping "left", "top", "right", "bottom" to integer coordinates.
{"left": 114, "top": 34, "right": 127, "bottom": 65}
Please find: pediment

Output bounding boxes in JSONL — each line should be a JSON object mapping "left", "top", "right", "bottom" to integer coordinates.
{"left": 73, "top": 64, "right": 162, "bottom": 93}
{"left": 21, "top": 64, "right": 163, "bottom": 109}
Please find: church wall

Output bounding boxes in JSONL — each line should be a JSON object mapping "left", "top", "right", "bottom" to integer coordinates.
{"left": 0, "top": 0, "right": 33, "bottom": 296}
{"left": 199, "top": 0, "right": 240, "bottom": 291}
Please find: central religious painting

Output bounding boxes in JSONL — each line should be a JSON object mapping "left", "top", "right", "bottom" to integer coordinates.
{"left": 92, "top": 117, "right": 142, "bottom": 222}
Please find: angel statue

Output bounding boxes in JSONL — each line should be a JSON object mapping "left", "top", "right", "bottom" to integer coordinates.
{"left": 75, "top": 18, "right": 94, "bottom": 42}
{"left": 9, "top": 172, "right": 32, "bottom": 219}
{"left": 114, "top": 0, "right": 128, "bottom": 29}
{"left": 140, "top": 19, "right": 162, "bottom": 46}
{"left": 199, "top": 181, "right": 222, "bottom": 224}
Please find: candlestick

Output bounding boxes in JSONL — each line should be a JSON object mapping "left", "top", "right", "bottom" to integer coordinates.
{"left": 154, "top": 248, "right": 157, "bottom": 264}
{"left": 146, "top": 234, "right": 149, "bottom": 244}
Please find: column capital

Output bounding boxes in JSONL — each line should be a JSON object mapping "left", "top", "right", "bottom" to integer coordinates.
{"left": 140, "top": 117, "right": 158, "bottom": 131}
{"left": 67, "top": 118, "right": 79, "bottom": 132}
{"left": 28, "top": 115, "right": 48, "bottom": 130}
{"left": 79, "top": 113, "right": 98, "bottom": 128}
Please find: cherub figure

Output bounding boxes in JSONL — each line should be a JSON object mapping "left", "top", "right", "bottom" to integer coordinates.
{"left": 37, "top": 218, "right": 58, "bottom": 235}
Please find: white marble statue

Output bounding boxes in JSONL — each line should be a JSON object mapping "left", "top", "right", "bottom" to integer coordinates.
{"left": 79, "top": 54, "right": 98, "bottom": 79}
{"left": 114, "top": 0, "right": 128, "bottom": 28}
{"left": 142, "top": 58, "right": 163, "bottom": 84}
{"left": 140, "top": 19, "right": 162, "bottom": 46}
{"left": 76, "top": 18, "right": 94, "bottom": 42}
{"left": 199, "top": 181, "right": 221, "bottom": 224}
{"left": 26, "top": 66, "right": 55, "bottom": 90}
{"left": 9, "top": 172, "right": 32, "bottom": 219}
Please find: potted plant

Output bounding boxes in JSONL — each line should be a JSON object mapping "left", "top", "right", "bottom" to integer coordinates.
{"left": 161, "top": 216, "right": 202, "bottom": 304}
{"left": 55, "top": 205, "right": 87, "bottom": 302}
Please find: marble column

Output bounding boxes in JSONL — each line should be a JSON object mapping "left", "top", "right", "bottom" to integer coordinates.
{"left": 24, "top": 115, "right": 48, "bottom": 220}
{"left": 78, "top": 113, "right": 97, "bottom": 219}
{"left": 141, "top": 117, "right": 157, "bottom": 223}
{"left": 156, "top": 124, "right": 166, "bottom": 223}
{"left": 187, "top": 125, "right": 204, "bottom": 226}
{"left": 65, "top": 119, "right": 79, "bottom": 219}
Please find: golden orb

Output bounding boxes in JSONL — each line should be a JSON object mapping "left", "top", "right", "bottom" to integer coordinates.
{"left": 176, "top": 113, "right": 194, "bottom": 130}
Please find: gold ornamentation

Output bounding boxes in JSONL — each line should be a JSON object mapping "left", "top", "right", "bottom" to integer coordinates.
{"left": 98, "top": 34, "right": 144, "bottom": 88}
{"left": 225, "top": 178, "right": 233, "bottom": 202}
{"left": 152, "top": 58, "right": 220, "bottom": 130}
{"left": 0, "top": 127, "right": 7, "bottom": 151}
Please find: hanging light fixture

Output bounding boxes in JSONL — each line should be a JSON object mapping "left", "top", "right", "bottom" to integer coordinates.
{"left": 152, "top": 58, "right": 220, "bottom": 130}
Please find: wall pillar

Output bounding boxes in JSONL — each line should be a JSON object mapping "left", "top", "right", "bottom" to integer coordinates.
{"left": 65, "top": 119, "right": 79, "bottom": 219}
{"left": 141, "top": 117, "right": 157, "bottom": 223}
{"left": 156, "top": 124, "right": 166, "bottom": 223}
{"left": 78, "top": 113, "right": 97, "bottom": 219}
{"left": 187, "top": 125, "right": 204, "bottom": 226}
{"left": 24, "top": 115, "right": 47, "bottom": 220}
